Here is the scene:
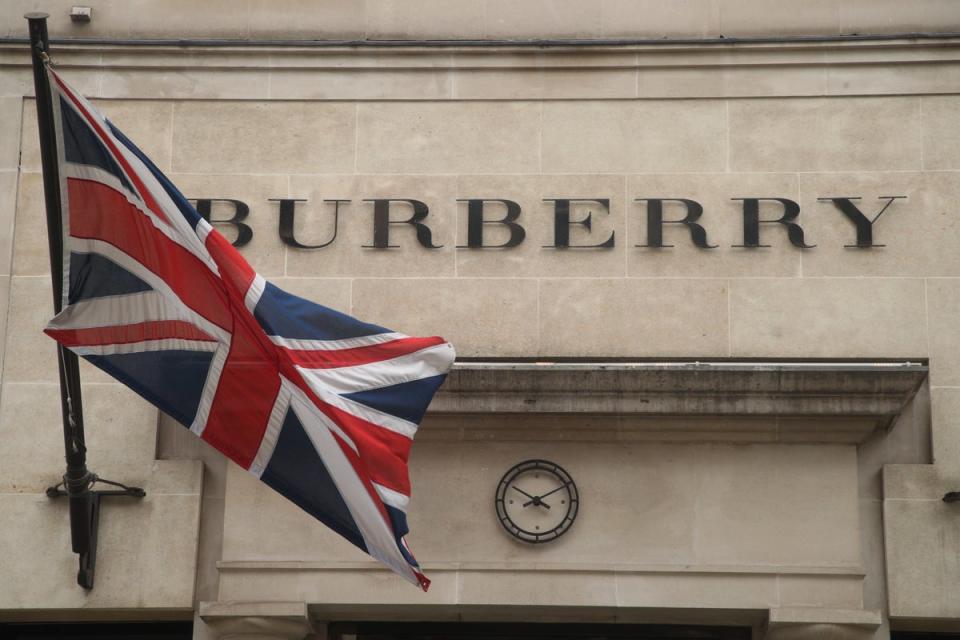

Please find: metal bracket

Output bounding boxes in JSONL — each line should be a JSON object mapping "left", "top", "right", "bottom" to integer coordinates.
{"left": 46, "top": 474, "right": 145, "bottom": 589}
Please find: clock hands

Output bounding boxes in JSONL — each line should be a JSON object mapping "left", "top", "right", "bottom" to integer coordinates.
{"left": 537, "top": 480, "right": 573, "bottom": 500}
{"left": 512, "top": 485, "right": 552, "bottom": 509}
{"left": 511, "top": 486, "right": 537, "bottom": 501}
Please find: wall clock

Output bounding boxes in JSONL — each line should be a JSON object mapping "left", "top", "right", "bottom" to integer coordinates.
{"left": 494, "top": 459, "right": 579, "bottom": 543}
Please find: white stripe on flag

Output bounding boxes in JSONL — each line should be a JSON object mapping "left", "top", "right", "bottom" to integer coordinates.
{"left": 270, "top": 332, "right": 407, "bottom": 352}
{"left": 295, "top": 342, "right": 455, "bottom": 394}
{"left": 189, "top": 341, "right": 230, "bottom": 437}
{"left": 70, "top": 339, "right": 218, "bottom": 357}
{"left": 244, "top": 274, "right": 266, "bottom": 315}
{"left": 373, "top": 482, "right": 410, "bottom": 511}
{"left": 249, "top": 379, "right": 292, "bottom": 478}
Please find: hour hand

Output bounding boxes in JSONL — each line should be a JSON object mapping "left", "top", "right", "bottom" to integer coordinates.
{"left": 512, "top": 486, "right": 537, "bottom": 501}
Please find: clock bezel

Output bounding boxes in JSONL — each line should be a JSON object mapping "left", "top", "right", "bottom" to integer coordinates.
{"left": 494, "top": 459, "right": 579, "bottom": 544}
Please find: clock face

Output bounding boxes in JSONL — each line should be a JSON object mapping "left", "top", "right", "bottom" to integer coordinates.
{"left": 494, "top": 459, "right": 579, "bottom": 544}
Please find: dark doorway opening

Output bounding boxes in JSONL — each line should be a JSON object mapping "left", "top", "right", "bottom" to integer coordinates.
{"left": 330, "top": 622, "right": 752, "bottom": 640}
{"left": 0, "top": 622, "right": 193, "bottom": 640}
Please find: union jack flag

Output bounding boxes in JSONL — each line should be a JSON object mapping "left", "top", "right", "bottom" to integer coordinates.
{"left": 40, "top": 67, "right": 455, "bottom": 589}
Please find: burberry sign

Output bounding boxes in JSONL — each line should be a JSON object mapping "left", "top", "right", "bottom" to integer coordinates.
{"left": 191, "top": 195, "right": 906, "bottom": 250}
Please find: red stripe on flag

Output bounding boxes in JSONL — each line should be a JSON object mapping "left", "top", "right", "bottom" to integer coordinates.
{"left": 321, "top": 402, "right": 413, "bottom": 496}
{"left": 203, "top": 229, "right": 257, "bottom": 300}
{"left": 46, "top": 320, "right": 215, "bottom": 347}
{"left": 51, "top": 70, "right": 170, "bottom": 225}
{"left": 285, "top": 336, "right": 446, "bottom": 370}
{"left": 67, "top": 178, "right": 232, "bottom": 331}
{"left": 200, "top": 320, "right": 281, "bottom": 469}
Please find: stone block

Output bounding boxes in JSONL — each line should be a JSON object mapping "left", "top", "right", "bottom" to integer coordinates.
{"left": 2, "top": 276, "right": 112, "bottom": 383}
{"left": 195, "top": 496, "right": 225, "bottom": 603}
{"left": 356, "top": 102, "right": 540, "bottom": 174}
{"left": 827, "top": 62, "right": 960, "bottom": 97}
{"left": 627, "top": 172, "right": 802, "bottom": 278}
{"left": 931, "top": 387, "right": 960, "bottom": 469}
{"left": 12, "top": 172, "right": 47, "bottom": 276}
{"left": 352, "top": 278, "right": 539, "bottom": 357}
{"left": 798, "top": 173, "right": 960, "bottom": 277}
{"left": 885, "top": 497, "right": 960, "bottom": 618}
{"left": 766, "top": 608, "right": 882, "bottom": 640}
{"left": 453, "top": 68, "right": 636, "bottom": 100}
{"left": 719, "top": 0, "right": 840, "bottom": 36}
{"left": 285, "top": 175, "right": 457, "bottom": 278}
{"left": 694, "top": 444, "right": 860, "bottom": 567}
{"left": 365, "top": 0, "right": 486, "bottom": 39}
{"left": 0, "top": 171, "right": 16, "bottom": 276}
{"left": 729, "top": 97, "right": 922, "bottom": 172}
{"left": 637, "top": 65, "right": 827, "bottom": 99}
{"left": 541, "top": 101, "right": 727, "bottom": 173}
{"left": 458, "top": 570, "right": 616, "bottom": 607}
{"left": 486, "top": 0, "right": 602, "bottom": 38}
{"left": 217, "top": 565, "right": 460, "bottom": 605}
{"left": 248, "top": 0, "right": 366, "bottom": 38}
{"left": 0, "top": 69, "right": 32, "bottom": 99}
{"left": 172, "top": 102, "right": 355, "bottom": 174}
{"left": 167, "top": 173, "right": 288, "bottom": 277}
{"left": 21, "top": 99, "right": 174, "bottom": 173}
{"left": 884, "top": 463, "right": 959, "bottom": 499}
{"left": 538, "top": 278, "right": 729, "bottom": 357}
{"left": 615, "top": 573, "right": 776, "bottom": 608}
{"left": 0, "top": 275, "right": 7, "bottom": 377}
{"left": 729, "top": 278, "right": 927, "bottom": 358}
{"left": 927, "top": 278, "right": 960, "bottom": 386}
{"left": 923, "top": 96, "right": 960, "bottom": 169}
{"left": 778, "top": 575, "right": 863, "bottom": 609}
{"left": 124, "top": 0, "right": 249, "bottom": 38}
{"left": 454, "top": 174, "right": 626, "bottom": 278}
{"left": 100, "top": 69, "right": 271, "bottom": 101}
{"left": 0, "top": 460, "right": 201, "bottom": 611}
{"left": 601, "top": 0, "right": 716, "bottom": 37}
{"left": 0, "top": 382, "right": 158, "bottom": 493}
{"left": 270, "top": 69, "right": 452, "bottom": 101}
{"left": 859, "top": 500, "right": 886, "bottom": 611}
{"left": 0, "top": 97, "right": 22, "bottom": 171}
{"left": 839, "top": 0, "right": 960, "bottom": 34}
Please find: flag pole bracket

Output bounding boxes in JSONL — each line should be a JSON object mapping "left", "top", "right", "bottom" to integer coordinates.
{"left": 45, "top": 474, "right": 145, "bottom": 589}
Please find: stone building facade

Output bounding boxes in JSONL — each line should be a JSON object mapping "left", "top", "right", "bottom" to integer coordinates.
{"left": 1, "top": 2, "right": 960, "bottom": 639}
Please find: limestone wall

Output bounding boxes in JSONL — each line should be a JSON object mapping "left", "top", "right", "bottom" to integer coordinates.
{"left": 1, "top": 23, "right": 959, "bottom": 640}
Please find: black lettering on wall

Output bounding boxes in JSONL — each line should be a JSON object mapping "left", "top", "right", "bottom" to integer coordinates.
{"left": 456, "top": 199, "right": 525, "bottom": 248}
{"left": 733, "top": 197, "right": 814, "bottom": 248}
{"left": 273, "top": 198, "right": 348, "bottom": 249}
{"left": 544, "top": 198, "right": 615, "bottom": 249}
{"left": 192, "top": 198, "right": 253, "bottom": 247}
{"left": 362, "top": 199, "right": 442, "bottom": 249}
{"left": 820, "top": 196, "right": 906, "bottom": 248}
{"left": 636, "top": 198, "right": 717, "bottom": 249}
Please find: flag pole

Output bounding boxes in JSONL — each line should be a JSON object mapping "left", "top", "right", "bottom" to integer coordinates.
{"left": 25, "top": 12, "right": 144, "bottom": 590}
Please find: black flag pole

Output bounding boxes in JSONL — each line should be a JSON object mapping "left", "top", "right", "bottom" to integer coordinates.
{"left": 25, "top": 12, "right": 144, "bottom": 590}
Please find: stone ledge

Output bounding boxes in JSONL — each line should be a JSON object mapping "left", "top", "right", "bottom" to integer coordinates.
{"left": 2, "top": 39, "right": 960, "bottom": 100}
{"left": 765, "top": 608, "right": 882, "bottom": 640}
{"left": 431, "top": 361, "right": 927, "bottom": 440}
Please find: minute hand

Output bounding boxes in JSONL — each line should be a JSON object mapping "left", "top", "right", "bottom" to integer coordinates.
{"left": 538, "top": 481, "right": 573, "bottom": 500}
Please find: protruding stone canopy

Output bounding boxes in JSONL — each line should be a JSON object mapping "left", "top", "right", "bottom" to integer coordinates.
{"left": 431, "top": 360, "right": 927, "bottom": 444}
